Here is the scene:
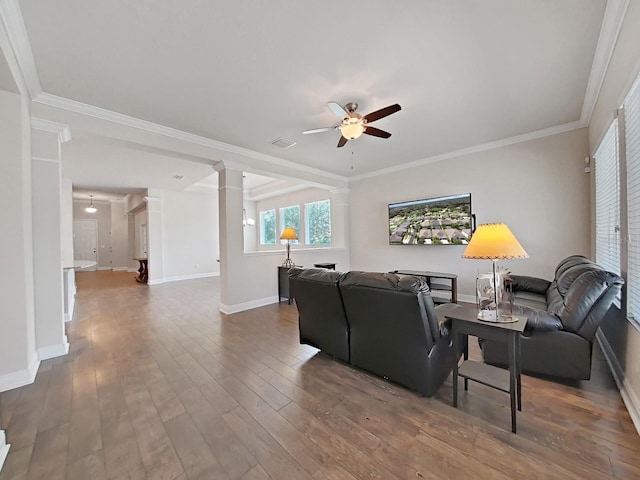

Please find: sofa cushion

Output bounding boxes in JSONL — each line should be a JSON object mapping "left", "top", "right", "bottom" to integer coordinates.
{"left": 510, "top": 275, "right": 551, "bottom": 296}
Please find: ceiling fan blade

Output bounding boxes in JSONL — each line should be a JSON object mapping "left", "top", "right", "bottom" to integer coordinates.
{"left": 363, "top": 104, "right": 401, "bottom": 123}
{"left": 327, "top": 102, "right": 348, "bottom": 119}
{"left": 337, "top": 136, "right": 348, "bottom": 148}
{"left": 364, "top": 126, "right": 392, "bottom": 138}
{"left": 302, "top": 126, "right": 337, "bottom": 134}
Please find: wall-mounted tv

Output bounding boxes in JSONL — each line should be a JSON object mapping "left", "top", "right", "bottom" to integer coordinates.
{"left": 389, "top": 193, "right": 472, "bottom": 245}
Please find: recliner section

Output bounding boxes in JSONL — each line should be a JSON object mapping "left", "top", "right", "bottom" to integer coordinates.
{"left": 481, "top": 255, "right": 624, "bottom": 380}
{"left": 289, "top": 268, "right": 458, "bottom": 397}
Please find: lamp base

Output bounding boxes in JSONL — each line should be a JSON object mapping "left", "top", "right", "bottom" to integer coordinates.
{"left": 282, "top": 258, "right": 295, "bottom": 268}
{"left": 477, "top": 309, "right": 519, "bottom": 323}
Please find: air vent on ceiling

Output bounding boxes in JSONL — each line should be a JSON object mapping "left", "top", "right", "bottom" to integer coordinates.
{"left": 270, "top": 137, "right": 296, "bottom": 149}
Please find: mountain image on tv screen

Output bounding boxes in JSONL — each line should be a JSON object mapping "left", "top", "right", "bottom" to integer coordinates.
{"left": 389, "top": 193, "right": 472, "bottom": 245}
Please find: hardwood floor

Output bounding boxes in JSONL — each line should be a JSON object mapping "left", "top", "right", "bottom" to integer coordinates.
{"left": 1, "top": 270, "right": 639, "bottom": 479}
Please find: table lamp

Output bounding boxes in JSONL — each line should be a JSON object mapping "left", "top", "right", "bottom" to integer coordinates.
{"left": 280, "top": 227, "right": 298, "bottom": 268}
{"left": 462, "top": 223, "right": 528, "bottom": 322}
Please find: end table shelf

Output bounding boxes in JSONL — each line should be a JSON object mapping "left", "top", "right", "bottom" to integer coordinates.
{"left": 458, "top": 360, "right": 510, "bottom": 393}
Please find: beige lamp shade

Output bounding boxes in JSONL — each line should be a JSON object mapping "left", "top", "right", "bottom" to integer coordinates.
{"left": 462, "top": 223, "right": 528, "bottom": 260}
{"left": 279, "top": 227, "right": 298, "bottom": 241}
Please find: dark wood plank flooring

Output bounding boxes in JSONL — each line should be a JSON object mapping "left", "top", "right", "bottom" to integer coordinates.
{"left": 1, "top": 271, "right": 639, "bottom": 479}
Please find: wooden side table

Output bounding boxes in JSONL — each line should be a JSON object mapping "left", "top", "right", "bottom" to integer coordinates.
{"left": 445, "top": 306, "right": 526, "bottom": 433}
{"left": 134, "top": 257, "right": 148, "bottom": 283}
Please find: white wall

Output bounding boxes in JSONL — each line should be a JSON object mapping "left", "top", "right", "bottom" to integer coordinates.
{"left": 31, "top": 127, "right": 68, "bottom": 360}
{"left": 134, "top": 208, "right": 147, "bottom": 258}
{"left": 73, "top": 199, "right": 112, "bottom": 269}
{"left": 243, "top": 199, "right": 257, "bottom": 252}
{"left": 110, "top": 201, "right": 129, "bottom": 270}
{"left": 160, "top": 189, "right": 219, "bottom": 281}
{"left": 0, "top": 89, "right": 39, "bottom": 389}
{"left": 349, "top": 128, "right": 590, "bottom": 300}
{"left": 60, "top": 178, "right": 74, "bottom": 267}
{"left": 588, "top": 0, "right": 640, "bottom": 433}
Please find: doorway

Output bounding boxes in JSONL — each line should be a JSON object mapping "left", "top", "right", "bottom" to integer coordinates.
{"left": 73, "top": 219, "right": 98, "bottom": 270}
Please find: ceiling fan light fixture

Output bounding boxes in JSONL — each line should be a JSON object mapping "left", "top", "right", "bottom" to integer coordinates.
{"left": 340, "top": 119, "right": 365, "bottom": 140}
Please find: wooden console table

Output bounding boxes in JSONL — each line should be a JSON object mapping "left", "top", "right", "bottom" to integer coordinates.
{"left": 392, "top": 270, "right": 457, "bottom": 304}
{"left": 134, "top": 257, "right": 148, "bottom": 283}
{"left": 278, "top": 265, "right": 301, "bottom": 304}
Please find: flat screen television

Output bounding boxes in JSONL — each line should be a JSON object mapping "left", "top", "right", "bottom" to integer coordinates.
{"left": 389, "top": 193, "right": 473, "bottom": 245}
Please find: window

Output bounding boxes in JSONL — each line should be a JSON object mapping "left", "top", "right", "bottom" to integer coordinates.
{"left": 594, "top": 119, "right": 620, "bottom": 275}
{"left": 305, "top": 199, "right": 331, "bottom": 245}
{"left": 259, "top": 209, "right": 276, "bottom": 245}
{"left": 626, "top": 79, "right": 640, "bottom": 321}
{"left": 279, "top": 205, "right": 300, "bottom": 244}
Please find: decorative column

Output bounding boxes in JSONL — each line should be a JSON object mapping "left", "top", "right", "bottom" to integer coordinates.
{"left": 31, "top": 118, "right": 71, "bottom": 360}
{"left": 330, "top": 188, "right": 350, "bottom": 249}
{"left": 215, "top": 162, "right": 245, "bottom": 312}
{"left": 145, "top": 190, "right": 164, "bottom": 284}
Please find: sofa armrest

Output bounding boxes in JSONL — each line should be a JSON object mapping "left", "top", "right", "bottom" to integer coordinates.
{"left": 510, "top": 304, "right": 563, "bottom": 334}
{"left": 509, "top": 275, "right": 551, "bottom": 296}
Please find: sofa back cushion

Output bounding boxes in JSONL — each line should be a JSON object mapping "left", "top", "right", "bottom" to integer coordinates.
{"left": 338, "top": 272, "right": 442, "bottom": 391}
{"left": 289, "top": 267, "right": 350, "bottom": 362}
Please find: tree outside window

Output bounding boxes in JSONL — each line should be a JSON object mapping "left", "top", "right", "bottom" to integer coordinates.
{"left": 279, "top": 205, "right": 300, "bottom": 244}
{"left": 259, "top": 209, "right": 276, "bottom": 245}
{"left": 305, "top": 200, "right": 331, "bottom": 245}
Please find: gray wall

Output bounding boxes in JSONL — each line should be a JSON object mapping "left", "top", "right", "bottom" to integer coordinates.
{"left": 348, "top": 128, "right": 591, "bottom": 300}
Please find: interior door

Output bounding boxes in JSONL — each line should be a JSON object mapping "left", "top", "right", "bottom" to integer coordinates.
{"left": 73, "top": 219, "right": 98, "bottom": 270}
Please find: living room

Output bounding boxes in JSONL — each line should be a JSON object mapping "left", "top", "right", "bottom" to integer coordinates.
{"left": 2, "top": 0, "right": 640, "bottom": 478}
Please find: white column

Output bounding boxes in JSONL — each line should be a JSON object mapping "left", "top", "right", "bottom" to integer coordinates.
{"left": 146, "top": 191, "right": 164, "bottom": 284}
{"left": 330, "top": 188, "right": 350, "bottom": 249}
{"left": 0, "top": 91, "right": 39, "bottom": 391}
{"left": 31, "top": 119, "right": 71, "bottom": 361}
{"left": 216, "top": 163, "right": 245, "bottom": 311}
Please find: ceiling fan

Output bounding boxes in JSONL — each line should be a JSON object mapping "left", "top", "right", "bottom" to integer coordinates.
{"left": 303, "top": 101, "right": 401, "bottom": 148}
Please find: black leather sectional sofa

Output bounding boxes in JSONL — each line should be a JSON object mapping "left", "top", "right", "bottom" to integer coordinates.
{"left": 481, "top": 255, "right": 624, "bottom": 380}
{"left": 289, "top": 268, "right": 459, "bottom": 397}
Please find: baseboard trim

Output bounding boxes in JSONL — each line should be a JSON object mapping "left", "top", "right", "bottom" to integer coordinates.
{"left": 37, "top": 340, "right": 70, "bottom": 361}
{"left": 97, "top": 266, "right": 111, "bottom": 271}
{"left": 596, "top": 330, "right": 640, "bottom": 435}
{"left": 162, "top": 272, "right": 220, "bottom": 283}
{"left": 0, "top": 358, "right": 40, "bottom": 393}
{"left": 220, "top": 295, "right": 279, "bottom": 315}
{"left": 457, "top": 293, "right": 476, "bottom": 304}
{"left": 0, "top": 430, "right": 9, "bottom": 473}
{"left": 127, "top": 268, "right": 138, "bottom": 273}
{"left": 112, "top": 266, "right": 128, "bottom": 271}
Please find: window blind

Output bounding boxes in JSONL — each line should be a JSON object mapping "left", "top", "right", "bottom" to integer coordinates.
{"left": 626, "top": 79, "right": 640, "bottom": 321}
{"left": 594, "top": 119, "right": 620, "bottom": 275}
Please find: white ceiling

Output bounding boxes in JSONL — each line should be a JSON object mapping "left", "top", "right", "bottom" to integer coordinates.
{"left": 5, "top": 1, "right": 613, "bottom": 191}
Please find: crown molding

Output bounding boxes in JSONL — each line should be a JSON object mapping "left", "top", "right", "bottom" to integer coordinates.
{"left": 0, "top": 0, "right": 42, "bottom": 98}
{"left": 33, "top": 92, "right": 348, "bottom": 185}
{"left": 580, "top": 0, "right": 630, "bottom": 124}
{"left": 31, "top": 117, "right": 71, "bottom": 143}
{"left": 349, "top": 120, "right": 586, "bottom": 182}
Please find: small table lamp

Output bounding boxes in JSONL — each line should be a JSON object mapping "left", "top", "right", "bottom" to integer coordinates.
{"left": 280, "top": 227, "right": 298, "bottom": 268}
{"left": 462, "top": 223, "right": 528, "bottom": 322}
